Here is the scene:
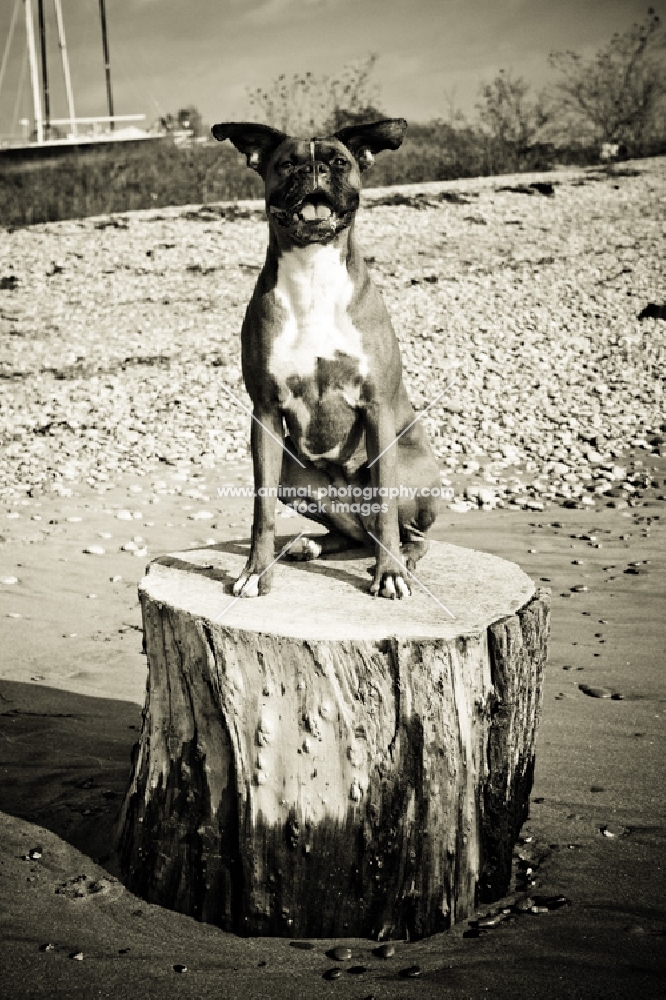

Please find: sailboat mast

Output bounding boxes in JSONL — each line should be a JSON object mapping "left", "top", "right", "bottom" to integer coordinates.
{"left": 23, "top": 0, "right": 44, "bottom": 143}
{"left": 37, "top": 0, "right": 50, "bottom": 137}
{"left": 98, "top": 0, "right": 114, "bottom": 131}
{"left": 52, "top": 0, "right": 76, "bottom": 137}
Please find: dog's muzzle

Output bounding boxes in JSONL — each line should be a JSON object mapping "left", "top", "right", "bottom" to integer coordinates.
{"left": 268, "top": 191, "right": 356, "bottom": 244}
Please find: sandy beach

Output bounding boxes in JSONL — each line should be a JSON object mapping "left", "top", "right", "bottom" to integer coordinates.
{"left": 1, "top": 160, "right": 665, "bottom": 997}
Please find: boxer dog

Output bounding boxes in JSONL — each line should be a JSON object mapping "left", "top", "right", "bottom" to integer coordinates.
{"left": 212, "top": 118, "right": 440, "bottom": 599}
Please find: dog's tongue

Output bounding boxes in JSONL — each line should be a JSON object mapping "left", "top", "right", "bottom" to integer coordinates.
{"left": 299, "top": 201, "right": 332, "bottom": 221}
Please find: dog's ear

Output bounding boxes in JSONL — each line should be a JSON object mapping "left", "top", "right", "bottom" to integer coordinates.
{"left": 211, "top": 122, "right": 288, "bottom": 175}
{"left": 333, "top": 118, "right": 407, "bottom": 170}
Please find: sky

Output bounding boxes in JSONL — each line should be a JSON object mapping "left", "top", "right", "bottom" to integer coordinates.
{"left": 0, "top": 0, "right": 663, "bottom": 139}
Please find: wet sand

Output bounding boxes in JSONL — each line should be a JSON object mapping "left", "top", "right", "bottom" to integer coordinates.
{"left": 1, "top": 463, "right": 665, "bottom": 998}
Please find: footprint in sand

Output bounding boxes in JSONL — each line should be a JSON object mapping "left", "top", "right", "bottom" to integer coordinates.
{"left": 54, "top": 873, "right": 123, "bottom": 902}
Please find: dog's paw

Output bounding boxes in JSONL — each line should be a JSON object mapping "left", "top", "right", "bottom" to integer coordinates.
{"left": 232, "top": 568, "right": 273, "bottom": 598}
{"left": 284, "top": 537, "right": 323, "bottom": 561}
{"left": 232, "top": 572, "right": 260, "bottom": 597}
{"left": 370, "top": 572, "right": 411, "bottom": 600}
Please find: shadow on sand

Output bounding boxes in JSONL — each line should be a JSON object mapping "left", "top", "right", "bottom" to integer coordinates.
{"left": 0, "top": 679, "right": 140, "bottom": 873}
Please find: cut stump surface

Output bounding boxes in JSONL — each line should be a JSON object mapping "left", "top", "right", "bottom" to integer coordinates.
{"left": 119, "top": 539, "right": 549, "bottom": 939}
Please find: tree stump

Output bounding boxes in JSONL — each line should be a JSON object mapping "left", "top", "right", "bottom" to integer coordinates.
{"left": 118, "top": 539, "right": 549, "bottom": 940}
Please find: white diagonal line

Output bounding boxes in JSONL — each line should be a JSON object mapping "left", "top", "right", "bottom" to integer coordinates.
{"left": 367, "top": 530, "right": 456, "bottom": 619}
{"left": 366, "top": 374, "right": 457, "bottom": 469}
{"left": 218, "top": 381, "right": 305, "bottom": 468}
{"left": 214, "top": 531, "right": 308, "bottom": 621}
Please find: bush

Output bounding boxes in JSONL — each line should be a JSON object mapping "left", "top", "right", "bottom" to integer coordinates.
{"left": 0, "top": 140, "right": 263, "bottom": 228}
{"left": 1, "top": 124, "right": 662, "bottom": 228}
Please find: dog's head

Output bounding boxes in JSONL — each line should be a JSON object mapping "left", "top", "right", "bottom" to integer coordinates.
{"left": 212, "top": 119, "right": 407, "bottom": 245}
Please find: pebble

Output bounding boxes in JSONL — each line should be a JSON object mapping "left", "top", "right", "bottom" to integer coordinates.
{"left": 579, "top": 684, "right": 613, "bottom": 699}
{"left": 514, "top": 897, "right": 535, "bottom": 913}
{"left": 173, "top": 964, "right": 187, "bottom": 973}
{"left": 70, "top": 951, "right": 84, "bottom": 961}
{"left": 83, "top": 545, "right": 105, "bottom": 555}
{"left": 7, "top": 612, "right": 21, "bottom": 618}
{"left": 373, "top": 943, "right": 396, "bottom": 959}
{"left": 448, "top": 501, "right": 473, "bottom": 513}
{"left": 0, "top": 575, "right": 19, "bottom": 585}
{"left": 329, "top": 946, "right": 352, "bottom": 961}
{"left": 110, "top": 575, "right": 122, "bottom": 583}
{"left": 533, "top": 895, "right": 570, "bottom": 910}
{"left": 39, "top": 943, "right": 55, "bottom": 952}
{"left": 399, "top": 965, "right": 422, "bottom": 978}
{"left": 323, "top": 968, "right": 343, "bottom": 980}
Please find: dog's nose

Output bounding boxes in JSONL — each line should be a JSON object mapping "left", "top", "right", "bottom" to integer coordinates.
{"left": 298, "top": 158, "right": 329, "bottom": 194}
{"left": 301, "top": 161, "right": 329, "bottom": 176}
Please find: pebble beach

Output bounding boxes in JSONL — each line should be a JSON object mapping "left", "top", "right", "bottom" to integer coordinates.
{"left": 1, "top": 158, "right": 664, "bottom": 509}
{"left": 0, "top": 158, "right": 665, "bottom": 998}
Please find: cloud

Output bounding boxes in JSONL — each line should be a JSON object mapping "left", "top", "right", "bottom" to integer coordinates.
{"left": 246, "top": 0, "right": 359, "bottom": 26}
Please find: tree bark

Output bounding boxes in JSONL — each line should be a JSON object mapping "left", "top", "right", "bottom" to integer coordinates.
{"left": 118, "top": 539, "right": 549, "bottom": 940}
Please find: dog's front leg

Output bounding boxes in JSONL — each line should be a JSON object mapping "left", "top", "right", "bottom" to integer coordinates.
{"left": 233, "top": 407, "right": 283, "bottom": 598}
{"left": 366, "top": 405, "right": 411, "bottom": 599}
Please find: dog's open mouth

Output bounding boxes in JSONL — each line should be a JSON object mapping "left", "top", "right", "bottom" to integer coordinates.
{"left": 293, "top": 193, "right": 335, "bottom": 223}
{"left": 269, "top": 193, "right": 351, "bottom": 242}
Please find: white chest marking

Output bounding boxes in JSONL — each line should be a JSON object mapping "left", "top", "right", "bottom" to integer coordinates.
{"left": 269, "top": 244, "right": 369, "bottom": 385}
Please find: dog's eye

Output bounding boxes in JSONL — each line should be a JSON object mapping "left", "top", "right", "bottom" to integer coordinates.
{"left": 277, "top": 160, "right": 295, "bottom": 172}
{"left": 332, "top": 156, "right": 348, "bottom": 168}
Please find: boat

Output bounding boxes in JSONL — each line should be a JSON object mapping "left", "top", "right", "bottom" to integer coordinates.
{"left": 0, "top": 0, "right": 168, "bottom": 170}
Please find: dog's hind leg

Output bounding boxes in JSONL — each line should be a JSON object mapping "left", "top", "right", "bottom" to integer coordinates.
{"left": 279, "top": 439, "right": 368, "bottom": 560}
{"left": 395, "top": 420, "right": 439, "bottom": 570}
{"left": 399, "top": 518, "right": 430, "bottom": 571}
{"left": 287, "top": 530, "right": 365, "bottom": 562}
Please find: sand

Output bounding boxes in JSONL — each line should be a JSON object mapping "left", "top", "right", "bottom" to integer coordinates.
{"left": 1, "top": 471, "right": 664, "bottom": 998}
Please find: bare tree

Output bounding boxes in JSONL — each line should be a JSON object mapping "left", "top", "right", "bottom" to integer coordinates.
{"left": 476, "top": 69, "right": 548, "bottom": 152}
{"left": 548, "top": 8, "right": 666, "bottom": 145}
{"left": 245, "top": 54, "right": 381, "bottom": 135}
{"left": 442, "top": 85, "right": 468, "bottom": 129}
